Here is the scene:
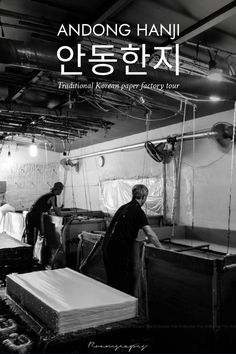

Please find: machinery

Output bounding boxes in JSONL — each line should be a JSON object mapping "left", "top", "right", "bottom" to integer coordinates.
{"left": 43, "top": 210, "right": 107, "bottom": 270}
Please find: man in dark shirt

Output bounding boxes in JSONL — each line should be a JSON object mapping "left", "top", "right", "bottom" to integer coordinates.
{"left": 25, "top": 182, "right": 64, "bottom": 246}
{"left": 102, "top": 184, "right": 162, "bottom": 295}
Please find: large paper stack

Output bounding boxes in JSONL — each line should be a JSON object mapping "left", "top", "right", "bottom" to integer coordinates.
{"left": 6, "top": 268, "right": 138, "bottom": 334}
{"left": 0, "top": 233, "right": 32, "bottom": 264}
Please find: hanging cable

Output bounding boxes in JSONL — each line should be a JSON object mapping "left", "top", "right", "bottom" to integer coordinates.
{"left": 70, "top": 167, "right": 77, "bottom": 208}
{"left": 44, "top": 142, "right": 48, "bottom": 165}
{"left": 226, "top": 101, "right": 236, "bottom": 253}
{"left": 0, "top": 17, "right": 5, "bottom": 37}
{"left": 62, "top": 165, "right": 68, "bottom": 207}
{"left": 89, "top": 133, "right": 110, "bottom": 216}
{"left": 163, "top": 160, "right": 167, "bottom": 225}
{"left": 96, "top": 96, "right": 181, "bottom": 122}
{"left": 81, "top": 150, "right": 90, "bottom": 211}
{"left": 141, "top": 110, "right": 151, "bottom": 181}
{"left": 171, "top": 155, "right": 177, "bottom": 225}
{"left": 83, "top": 157, "right": 92, "bottom": 211}
{"left": 141, "top": 110, "right": 152, "bottom": 215}
{"left": 44, "top": 142, "right": 48, "bottom": 184}
{"left": 183, "top": 153, "right": 226, "bottom": 169}
{"left": 171, "top": 99, "right": 187, "bottom": 238}
{"left": 192, "top": 105, "right": 196, "bottom": 229}
{"left": 64, "top": 143, "right": 76, "bottom": 209}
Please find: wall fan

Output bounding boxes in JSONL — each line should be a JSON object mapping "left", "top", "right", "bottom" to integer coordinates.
{"left": 211, "top": 122, "right": 234, "bottom": 149}
{"left": 60, "top": 158, "right": 80, "bottom": 172}
{"left": 145, "top": 137, "right": 177, "bottom": 164}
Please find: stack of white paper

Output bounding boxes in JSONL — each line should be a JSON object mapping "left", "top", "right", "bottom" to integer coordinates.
{"left": 6, "top": 268, "right": 138, "bottom": 334}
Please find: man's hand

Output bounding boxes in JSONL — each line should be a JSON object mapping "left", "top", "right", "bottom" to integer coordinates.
{"left": 143, "top": 225, "right": 164, "bottom": 249}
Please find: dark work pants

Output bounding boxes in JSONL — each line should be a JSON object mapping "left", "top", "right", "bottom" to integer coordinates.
{"left": 25, "top": 213, "right": 41, "bottom": 246}
{"left": 103, "top": 250, "right": 135, "bottom": 296}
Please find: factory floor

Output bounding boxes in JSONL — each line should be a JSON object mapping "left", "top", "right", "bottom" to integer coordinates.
{"left": 1, "top": 285, "right": 236, "bottom": 354}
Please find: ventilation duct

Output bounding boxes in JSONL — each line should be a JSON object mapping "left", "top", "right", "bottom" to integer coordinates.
{"left": 0, "top": 38, "right": 236, "bottom": 100}
{"left": 69, "top": 122, "right": 235, "bottom": 161}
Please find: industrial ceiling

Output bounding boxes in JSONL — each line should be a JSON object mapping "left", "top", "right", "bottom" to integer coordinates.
{"left": 0, "top": 0, "right": 235, "bottom": 152}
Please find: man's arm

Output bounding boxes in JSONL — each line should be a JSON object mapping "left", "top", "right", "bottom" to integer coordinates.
{"left": 50, "top": 197, "right": 62, "bottom": 216}
{"left": 142, "top": 225, "right": 163, "bottom": 248}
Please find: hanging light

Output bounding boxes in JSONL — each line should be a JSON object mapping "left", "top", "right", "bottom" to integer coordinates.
{"left": 207, "top": 59, "right": 223, "bottom": 82}
{"left": 62, "top": 139, "right": 67, "bottom": 156}
{"left": 29, "top": 137, "right": 38, "bottom": 157}
{"left": 8, "top": 141, "right": 11, "bottom": 157}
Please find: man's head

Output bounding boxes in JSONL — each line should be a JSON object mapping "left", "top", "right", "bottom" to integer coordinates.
{"left": 132, "top": 184, "right": 149, "bottom": 206}
{"left": 51, "top": 182, "right": 64, "bottom": 195}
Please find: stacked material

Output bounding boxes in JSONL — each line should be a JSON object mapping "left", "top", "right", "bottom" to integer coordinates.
{"left": 6, "top": 268, "right": 138, "bottom": 334}
{"left": 0, "top": 233, "right": 32, "bottom": 264}
{"left": 4, "top": 212, "right": 25, "bottom": 241}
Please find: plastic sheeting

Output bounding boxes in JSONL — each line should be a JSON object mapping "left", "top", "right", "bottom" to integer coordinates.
{"left": 165, "top": 159, "right": 177, "bottom": 224}
{"left": 99, "top": 177, "right": 163, "bottom": 216}
{"left": 0, "top": 210, "right": 27, "bottom": 241}
{"left": 179, "top": 165, "right": 196, "bottom": 226}
{"left": 0, "top": 204, "right": 15, "bottom": 234}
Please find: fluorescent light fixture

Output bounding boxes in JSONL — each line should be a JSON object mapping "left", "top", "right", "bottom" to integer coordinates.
{"left": 208, "top": 69, "right": 223, "bottom": 81}
{"left": 207, "top": 59, "right": 223, "bottom": 81}
{"left": 209, "top": 95, "right": 221, "bottom": 102}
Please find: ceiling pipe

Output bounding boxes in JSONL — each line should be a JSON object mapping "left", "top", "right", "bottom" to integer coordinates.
{"left": 0, "top": 39, "right": 236, "bottom": 100}
{"left": 0, "top": 108, "right": 111, "bottom": 124}
{"left": 70, "top": 129, "right": 218, "bottom": 161}
{"left": 164, "top": 1, "right": 236, "bottom": 46}
{"left": 0, "top": 86, "right": 8, "bottom": 99}
{"left": 0, "top": 8, "right": 60, "bottom": 27}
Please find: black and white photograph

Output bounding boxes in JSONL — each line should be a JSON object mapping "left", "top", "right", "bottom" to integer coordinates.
{"left": 0, "top": 0, "right": 236, "bottom": 353}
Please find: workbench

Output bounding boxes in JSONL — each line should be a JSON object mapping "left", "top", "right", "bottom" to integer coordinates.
{"left": 62, "top": 217, "right": 107, "bottom": 269}
{"left": 145, "top": 226, "right": 236, "bottom": 328}
{"left": 0, "top": 233, "right": 32, "bottom": 283}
